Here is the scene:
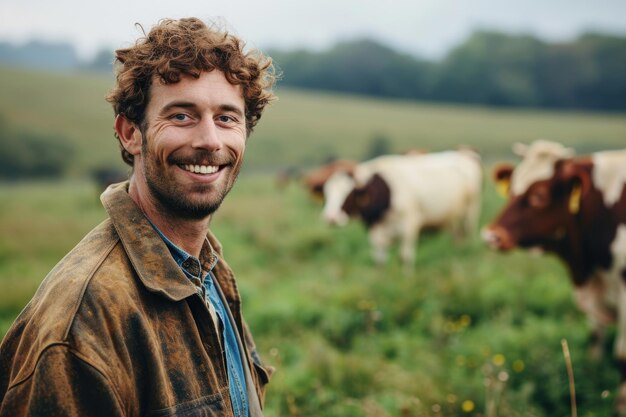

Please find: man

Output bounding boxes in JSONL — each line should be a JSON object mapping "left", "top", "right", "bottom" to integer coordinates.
{"left": 0, "top": 18, "right": 276, "bottom": 417}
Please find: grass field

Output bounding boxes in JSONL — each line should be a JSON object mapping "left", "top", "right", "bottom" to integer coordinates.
{"left": 1, "top": 65, "right": 626, "bottom": 416}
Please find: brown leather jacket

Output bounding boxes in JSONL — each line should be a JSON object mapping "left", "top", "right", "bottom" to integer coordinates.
{"left": 0, "top": 182, "right": 272, "bottom": 417}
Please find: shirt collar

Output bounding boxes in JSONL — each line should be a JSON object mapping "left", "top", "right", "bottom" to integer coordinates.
{"left": 148, "top": 219, "right": 219, "bottom": 279}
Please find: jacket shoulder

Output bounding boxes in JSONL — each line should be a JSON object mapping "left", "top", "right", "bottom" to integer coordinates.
{"left": 0, "top": 218, "right": 121, "bottom": 389}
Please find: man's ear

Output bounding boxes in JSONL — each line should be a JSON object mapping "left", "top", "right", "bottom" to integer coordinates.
{"left": 114, "top": 114, "right": 143, "bottom": 157}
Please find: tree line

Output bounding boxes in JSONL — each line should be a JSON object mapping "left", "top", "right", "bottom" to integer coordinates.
{"left": 1, "top": 30, "right": 625, "bottom": 111}
{"left": 0, "top": 117, "right": 74, "bottom": 180}
{"left": 268, "top": 31, "right": 626, "bottom": 110}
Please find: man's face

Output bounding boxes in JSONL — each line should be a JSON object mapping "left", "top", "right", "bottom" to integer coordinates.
{"left": 135, "top": 70, "right": 246, "bottom": 219}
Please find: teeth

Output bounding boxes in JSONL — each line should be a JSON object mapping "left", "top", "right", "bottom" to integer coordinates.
{"left": 183, "top": 164, "right": 219, "bottom": 174}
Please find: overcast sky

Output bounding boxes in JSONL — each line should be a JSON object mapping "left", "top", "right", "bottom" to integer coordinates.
{"left": 1, "top": 0, "right": 625, "bottom": 59}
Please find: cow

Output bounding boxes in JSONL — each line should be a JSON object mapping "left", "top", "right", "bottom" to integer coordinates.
{"left": 302, "top": 159, "right": 357, "bottom": 201}
{"left": 482, "top": 139, "right": 626, "bottom": 414}
{"left": 322, "top": 150, "right": 482, "bottom": 268}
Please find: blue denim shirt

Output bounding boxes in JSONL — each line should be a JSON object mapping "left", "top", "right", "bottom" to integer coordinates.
{"left": 151, "top": 224, "right": 249, "bottom": 417}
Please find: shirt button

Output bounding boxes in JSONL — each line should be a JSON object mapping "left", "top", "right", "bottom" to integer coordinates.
{"left": 182, "top": 259, "right": 191, "bottom": 268}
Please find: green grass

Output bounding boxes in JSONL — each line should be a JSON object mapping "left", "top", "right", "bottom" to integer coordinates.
{"left": 1, "top": 65, "right": 625, "bottom": 416}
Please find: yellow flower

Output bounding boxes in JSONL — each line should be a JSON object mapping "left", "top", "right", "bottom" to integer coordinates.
{"left": 513, "top": 359, "right": 525, "bottom": 372}
{"left": 459, "top": 314, "right": 471, "bottom": 327}
{"left": 462, "top": 400, "right": 475, "bottom": 413}
{"left": 492, "top": 354, "right": 506, "bottom": 366}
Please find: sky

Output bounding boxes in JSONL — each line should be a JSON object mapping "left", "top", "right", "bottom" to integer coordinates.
{"left": 1, "top": 0, "right": 625, "bottom": 60}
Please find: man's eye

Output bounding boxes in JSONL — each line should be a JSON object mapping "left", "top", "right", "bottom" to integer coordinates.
{"left": 173, "top": 114, "right": 189, "bottom": 121}
{"left": 218, "top": 115, "right": 235, "bottom": 123}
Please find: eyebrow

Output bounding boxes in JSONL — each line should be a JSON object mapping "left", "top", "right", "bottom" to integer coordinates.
{"left": 219, "top": 104, "right": 245, "bottom": 118}
{"left": 160, "top": 101, "right": 245, "bottom": 118}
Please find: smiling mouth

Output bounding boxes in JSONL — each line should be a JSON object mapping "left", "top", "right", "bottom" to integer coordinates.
{"left": 181, "top": 164, "right": 220, "bottom": 174}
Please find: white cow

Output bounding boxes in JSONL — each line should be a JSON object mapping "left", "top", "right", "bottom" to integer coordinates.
{"left": 322, "top": 150, "right": 482, "bottom": 267}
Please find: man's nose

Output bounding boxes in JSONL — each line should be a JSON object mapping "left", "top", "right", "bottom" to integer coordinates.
{"left": 191, "top": 118, "right": 222, "bottom": 152}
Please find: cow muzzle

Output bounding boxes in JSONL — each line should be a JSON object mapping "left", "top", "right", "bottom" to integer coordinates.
{"left": 481, "top": 225, "right": 515, "bottom": 251}
{"left": 323, "top": 210, "right": 349, "bottom": 227}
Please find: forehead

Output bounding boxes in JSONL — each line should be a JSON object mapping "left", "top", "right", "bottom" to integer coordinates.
{"left": 510, "top": 142, "right": 572, "bottom": 195}
{"left": 148, "top": 70, "right": 244, "bottom": 112}
{"left": 511, "top": 160, "right": 556, "bottom": 195}
{"left": 324, "top": 172, "right": 355, "bottom": 197}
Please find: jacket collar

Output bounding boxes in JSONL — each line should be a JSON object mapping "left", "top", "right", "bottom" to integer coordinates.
{"left": 100, "top": 181, "right": 199, "bottom": 302}
{"left": 100, "top": 181, "right": 242, "bottom": 304}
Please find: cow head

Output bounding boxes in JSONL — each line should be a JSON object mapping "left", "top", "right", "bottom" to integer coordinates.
{"left": 303, "top": 160, "right": 357, "bottom": 202}
{"left": 322, "top": 171, "right": 391, "bottom": 227}
{"left": 322, "top": 171, "right": 356, "bottom": 226}
{"left": 483, "top": 142, "right": 590, "bottom": 252}
{"left": 342, "top": 174, "right": 391, "bottom": 227}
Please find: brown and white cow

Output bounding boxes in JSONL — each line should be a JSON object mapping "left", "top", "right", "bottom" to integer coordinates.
{"left": 482, "top": 140, "right": 626, "bottom": 413}
{"left": 322, "top": 150, "right": 482, "bottom": 267}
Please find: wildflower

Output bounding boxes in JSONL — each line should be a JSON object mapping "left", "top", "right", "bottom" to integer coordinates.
{"left": 492, "top": 353, "right": 506, "bottom": 366}
{"left": 462, "top": 400, "right": 475, "bottom": 413}
{"left": 512, "top": 359, "right": 525, "bottom": 372}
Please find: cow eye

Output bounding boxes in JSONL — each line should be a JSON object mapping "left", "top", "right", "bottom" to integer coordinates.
{"left": 528, "top": 189, "right": 550, "bottom": 208}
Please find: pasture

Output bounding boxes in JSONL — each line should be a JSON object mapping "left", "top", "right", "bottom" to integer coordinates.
{"left": 1, "top": 65, "right": 626, "bottom": 416}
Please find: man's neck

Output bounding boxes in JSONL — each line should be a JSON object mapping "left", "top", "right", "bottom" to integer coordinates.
{"left": 128, "top": 180, "right": 210, "bottom": 258}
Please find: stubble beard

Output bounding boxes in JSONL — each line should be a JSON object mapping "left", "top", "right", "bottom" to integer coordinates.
{"left": 141, "top": 138, "right": 241, "bottom": 221}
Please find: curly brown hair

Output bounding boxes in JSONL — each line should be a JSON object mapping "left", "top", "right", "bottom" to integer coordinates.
{"left": 106, "top": 17, "right": 277, "bottom": 166}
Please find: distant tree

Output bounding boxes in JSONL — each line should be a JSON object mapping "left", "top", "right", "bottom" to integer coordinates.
{"left": 0, "top": 40, "right": 79, "bottom": 71}
{"left": 0, "top": 120, "right": 74, "bottom": 179}
{"left": 82, "top": 48, "right": 115, "bottom": 73}
{"left": 271, "top": 30, "right": 626, "bottom": 110}
{"left": 574, "top": 33, "right": 626, "bottom": 110}
{"left": 430, "top": 31, "right": 543, "bottom": 106}
{"left": 270, "top": 38, "right": 433, "bottom": 99}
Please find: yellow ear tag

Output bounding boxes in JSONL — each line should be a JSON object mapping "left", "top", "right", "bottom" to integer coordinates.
{"left": 569, "top": 184, "right": 582, "bottom": 214}
{"left": 496, "top": 178, "right": 510, "bottom": 198}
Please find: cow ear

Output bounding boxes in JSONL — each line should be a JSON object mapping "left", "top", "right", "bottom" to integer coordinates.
{"left": 512, "top": 142, "right": 528, "bottom": 157}
{"left": 560, "top": 160, "right": 590, "bottom": 215}
{"left": 563, "top": 147, "right": 576, "bottom": 159}
{"left": 492, "top": 164, "right": 514, "bottom": 198}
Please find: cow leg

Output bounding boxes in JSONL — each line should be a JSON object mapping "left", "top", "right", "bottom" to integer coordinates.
{"left": 369, "top": 225, "right": 392, "bottom": 266}
{"left": 399, "top": 219, "right": 420, "bottom": 272}
{"left": 573, "top": 278, "right": 615, "bottom": 359}
{"left": 614, "top": 283, "right": 626, "bottom": 360}
{"left": 589, "top": 324, "right": 607, "bottom": 361}
{"left": 614, "top": 284, "right": 626, "bottom": 415}
{"left": 449, "top": 219, "right": 463, "bottom": 242}
{"left": 462, "top": 196, "right": 481, "bottom": 239}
